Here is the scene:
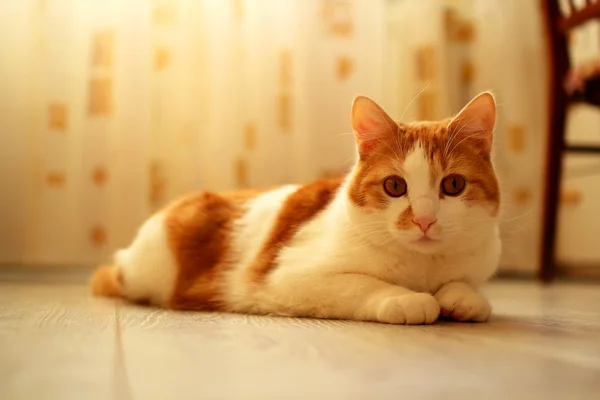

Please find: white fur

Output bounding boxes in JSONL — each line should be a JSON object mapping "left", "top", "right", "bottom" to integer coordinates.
{"left": 224, "top": 185, "right": 300, "bottom": 311}
{"left": 115, "top": 213, "right": 178, "bottom": 306}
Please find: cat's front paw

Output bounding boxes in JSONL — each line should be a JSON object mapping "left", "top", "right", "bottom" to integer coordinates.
{"left": 434, "top": 284, "right": 491, "bottom": 322}
{"left": 376, "top": 293, "right": 440, "bottom": 325}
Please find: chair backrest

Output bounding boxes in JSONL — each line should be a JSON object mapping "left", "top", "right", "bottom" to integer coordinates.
{"left": 557, "top": 0, "right": 600, "bottom": 31}
{"left": 541, "top": 0, "right": 600, "bottom": 100}
{"left": 540, "top": 0, "right": 572, "bottom": 93}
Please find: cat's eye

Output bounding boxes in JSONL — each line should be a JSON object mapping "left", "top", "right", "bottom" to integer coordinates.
{"left": 441, "top": 174, "right": 466, "bottom": 196}
{"left": 383, "top": 176, "right": 407, "bottom": 198}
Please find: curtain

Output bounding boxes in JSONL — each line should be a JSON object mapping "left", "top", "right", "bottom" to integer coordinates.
{"left": 2, "top": 0, "right": 597, "bottom": 272}
{"left": 0, "top": 0, "right": 385, "bottom": 266}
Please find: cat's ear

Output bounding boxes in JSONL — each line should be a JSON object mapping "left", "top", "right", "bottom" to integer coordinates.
{"left": 448, "top": 92, "right": 496, "bottom": 154}
{"left": 351, "top": 96, "right": 397, "bottom": 157}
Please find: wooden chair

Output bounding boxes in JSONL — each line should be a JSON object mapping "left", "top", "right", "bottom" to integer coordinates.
{"left": 540, "top": 0, "right": 600, "bottom": 281}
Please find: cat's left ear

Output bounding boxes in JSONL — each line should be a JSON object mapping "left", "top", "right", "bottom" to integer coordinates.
{"left": 448, "top": 92, "right": 496, "bottom": 154}
{"left": 351, "top": 96, "right": 397, "bottom": 157}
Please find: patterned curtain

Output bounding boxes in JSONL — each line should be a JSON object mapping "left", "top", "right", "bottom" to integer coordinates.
{"left": 2, "top": 0, "right": 598, "bottom": 272}
{"left": 0, "top": 0, "right": 385, "bottom": 266}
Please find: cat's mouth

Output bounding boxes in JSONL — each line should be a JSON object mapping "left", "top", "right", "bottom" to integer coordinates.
{"left": 414, "top": 235, "right": 439, "bottom": 244}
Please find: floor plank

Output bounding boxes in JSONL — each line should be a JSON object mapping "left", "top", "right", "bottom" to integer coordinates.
{"left": 119, "top": 281, "right": 600, "bottom": 400}
{"left": 1, "top": 275, "right": 600, "bottom": 400}
{"left": 0, "top": 282, "right": 121, "bottom": 400}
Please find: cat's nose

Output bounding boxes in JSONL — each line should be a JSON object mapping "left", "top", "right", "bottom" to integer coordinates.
{"left": 412, "top": 215, "right": 436, "bottom": 233}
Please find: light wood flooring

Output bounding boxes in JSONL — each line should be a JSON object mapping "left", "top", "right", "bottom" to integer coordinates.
{"left": 1, "top": 269, "right": 599, "bottom": 400}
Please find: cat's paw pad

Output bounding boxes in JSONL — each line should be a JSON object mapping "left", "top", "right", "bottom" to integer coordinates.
{"left": 435, "top": 289, "right": 491, "bottom": 322}
{"left": 377, "top": 293, "right": 440, "bottom": 325}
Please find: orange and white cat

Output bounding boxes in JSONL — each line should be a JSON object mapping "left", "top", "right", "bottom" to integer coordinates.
{"left": 91, "top": 92, "right": 501, "bottom": 325}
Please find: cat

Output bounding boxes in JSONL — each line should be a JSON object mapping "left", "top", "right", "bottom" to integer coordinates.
{"left": 90, "top": 92, "right": 501, "bottom": 325}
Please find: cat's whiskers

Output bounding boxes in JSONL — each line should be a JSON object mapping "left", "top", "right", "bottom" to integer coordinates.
{"left": 499, "top": 209, "right": 533, "bottom": 224}
{"left": 459, "top": 209, "right": 532, "bottom": 225}
{"left": 442, "top": 117, "right": 468, "bottom": 158}
{"left": 342, "top": 226, "right": 391, "bottom": 242}
{"left": 354, "top": 152, "right": 400, "bottom": 172}
{"left": 399, "top": 82, "right": 431, "bottom": 123}
{"left": 359, "top": 129, "right": 404, "bottom": 166}
{"left": 446, "top": 130, "right": 485, "bottom": 160}
{"left": 301, "top": 230, "right": 396, "bottom": 257}
{"left": 345, "top": 234, "right": 395, "bottom": 252}
{"left": 373, "top": 106, "right": 403, "bottom": 165}
{"left": 339, "top": 220, "right": 387, "bottom": 231}
{"left": 341, "top": 225, "right": 393, "bottom": 244}
{"left": 341, "top": 228, "right": 390, "bottom": 241}
{"left": 443, "top": 116, "right": 477, "bottom": 159}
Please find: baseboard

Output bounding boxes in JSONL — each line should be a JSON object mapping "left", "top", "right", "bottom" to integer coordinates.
{"left": 556, "top": 264, "right": 600, "bottom": 281}
{"left": 0, "top": 264, "right": 95, "bottom": 284}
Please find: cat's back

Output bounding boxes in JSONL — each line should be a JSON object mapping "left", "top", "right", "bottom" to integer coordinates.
{"left": 106, "top": 177, "right": 345, "bottom": 311}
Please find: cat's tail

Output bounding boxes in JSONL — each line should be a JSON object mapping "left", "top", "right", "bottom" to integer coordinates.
{"left": 90, "top": 264, "right": 123, "bottom": 298}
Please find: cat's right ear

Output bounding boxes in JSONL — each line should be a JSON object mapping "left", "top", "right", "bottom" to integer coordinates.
{"left": 351, "top": 96, "right": 396, "bottom": 157}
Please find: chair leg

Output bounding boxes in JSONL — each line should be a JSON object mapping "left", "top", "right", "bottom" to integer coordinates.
{"left": 539, "top": 94, "right": 567, "bottom": 282}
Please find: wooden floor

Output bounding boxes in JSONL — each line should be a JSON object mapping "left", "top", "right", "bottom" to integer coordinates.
{"left": 1, "top": 270, "right": 599, "bottom": 400}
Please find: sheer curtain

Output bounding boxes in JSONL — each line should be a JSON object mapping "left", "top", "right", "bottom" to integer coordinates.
{"left": 4, "top": 0, "right": 592, "bottom": 273}
{"left": 470, "top": 0, "right": 548, "bottom": 273}
{"left": 0, "top": 0, "right": 385, "bottom": 266}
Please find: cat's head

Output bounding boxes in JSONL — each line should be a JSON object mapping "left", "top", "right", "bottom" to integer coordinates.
{"left": 347, "top": 92, "right": 500, "bottom": 254}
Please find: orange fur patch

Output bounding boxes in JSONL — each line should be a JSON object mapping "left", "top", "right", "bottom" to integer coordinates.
{"left": 396, "top": 205, "right": 414, "bottom": 230}
{"left": 248, "top": 177, "right": 343, "bottom": 284}
{"left": 348, "top": 165, "right": 388, "bottom": 209}
{"left": 164, "top": 192, "right": 245, "bottom": 311}
{"left": 90, "top": 265, "right": 123, "bottom": 298}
